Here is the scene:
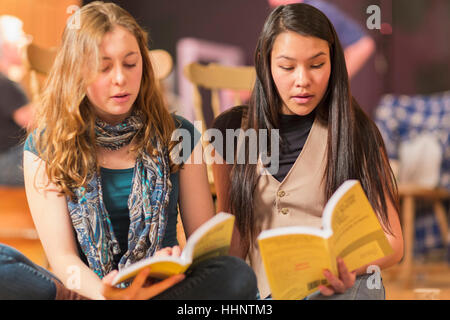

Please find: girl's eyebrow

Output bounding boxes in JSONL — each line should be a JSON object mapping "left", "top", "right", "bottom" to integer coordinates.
{"left": 275, "top": 55, "right": 296, "bottom": 61}
{"left": 102, "top": 51, "right": 138, "bottom": 60}
{"left": 275, "top": 51, "right": 327, "bottom": 61}
{"left": 308, "top": 52, "right": 326, "bottom": 60}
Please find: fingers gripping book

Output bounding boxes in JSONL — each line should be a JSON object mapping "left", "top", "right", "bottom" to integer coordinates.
{"left": 112, "top": 212, "right": 235, "bottom": 285}
{"left": 257, "top": 180, "right": 394, "bottom": 300}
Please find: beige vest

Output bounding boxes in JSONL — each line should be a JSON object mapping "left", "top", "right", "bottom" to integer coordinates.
{"left": 249, "top": 117, "right": 329, "bottom": 299}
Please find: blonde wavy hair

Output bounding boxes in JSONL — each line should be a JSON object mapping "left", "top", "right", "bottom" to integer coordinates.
{"left": 31, "top": 1, "right": 177, "bottom": 198}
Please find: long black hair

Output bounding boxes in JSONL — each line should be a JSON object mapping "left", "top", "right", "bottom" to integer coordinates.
{"left": 229, "top": 3, "right": 399, "bottom": 250}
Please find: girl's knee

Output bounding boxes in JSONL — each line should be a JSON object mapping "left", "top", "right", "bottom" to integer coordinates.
{"left": 217, "top": 256, "right": 257, "bottom": 300}
{"left": 0, "top": 244, "right": 25, "bottom": 262}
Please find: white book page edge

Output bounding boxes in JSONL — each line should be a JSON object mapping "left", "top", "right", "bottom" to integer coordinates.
{"left": 321, "top": 180, "right": 358, "bottom": 231}
{"left": 257, "top": 225, "right": 330, "bottom": 240}
{"left": 180, "top": 212, "right": 232, "bottom": 261}
{"left": 112, "top": 255, "right": 187, "bottom": 285}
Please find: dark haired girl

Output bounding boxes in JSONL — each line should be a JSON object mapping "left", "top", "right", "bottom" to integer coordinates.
{"left": 212, "top": 3, "right": 403, "bottom": 300}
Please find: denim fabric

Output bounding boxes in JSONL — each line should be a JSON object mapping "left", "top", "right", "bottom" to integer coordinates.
{"left": 0, "top": 244, "right": 257, "bottom": 300}
{"left": 0, "top": 144, "right": 24, "bottom": 186}
{"left": 153, "top": 256, "right": 258, "bottom": 300}
{"left": 257, "top": 273, "right": 385, "bottom": 300}
{"left": 0, "top": 244, "right": 59, "bottom": 299}
{"left": 306, "top": 273, "right": 385, "bottom": 300}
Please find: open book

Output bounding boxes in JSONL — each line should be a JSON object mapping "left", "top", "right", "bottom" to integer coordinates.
{"left": 112, "top": 212, "right": 235, "bottom": 286}
{"left": 257, "top": 180, "right": 394, "bottom": 300}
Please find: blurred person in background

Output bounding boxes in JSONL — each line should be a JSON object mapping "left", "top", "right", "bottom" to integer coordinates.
{"left": 0, "top": 15, "right": 33, "bottom": 186}
{"left": 268, "top": 0, "right": 375, "bottom": 79}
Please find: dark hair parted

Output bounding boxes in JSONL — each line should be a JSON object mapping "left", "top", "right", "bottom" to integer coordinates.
{"left": 229, "top": 3, "right": 399, "bottom": 250}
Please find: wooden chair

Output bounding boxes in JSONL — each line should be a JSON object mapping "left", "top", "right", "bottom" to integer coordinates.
{"left": 183, "top": 62, "right": 256, "bottom": 195}
{"left": 397, "top": 184, "right": 449, "bottom": 285}
{"left": 25, "top": 43, "right": 57, "bottom": 102}
{"left": 148, "top": 49, "right": 173, "bottom": 81}
{"left": 184, "top": 62, "right": 255, "bottom": 129}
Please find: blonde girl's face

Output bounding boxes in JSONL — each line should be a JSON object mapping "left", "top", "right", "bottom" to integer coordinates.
{"left": 86, "top": 25, "right": 143, "bottom": 125}
{"left": 271, "top": 31, "right": 331, "bottom": 116}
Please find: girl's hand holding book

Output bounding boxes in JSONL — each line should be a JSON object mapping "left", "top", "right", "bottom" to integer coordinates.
{"left": 100, "top": 246, "right": 185, "bottom": 300}
{"left": 318, "top": 258, "right": 357, "bottom": 296}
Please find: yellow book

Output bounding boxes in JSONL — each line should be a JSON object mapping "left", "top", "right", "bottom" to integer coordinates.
{"left": 112, "top": 212, "right": 235, "bottom": 286}
{"left": 257, "top": 180, "right": 394, "bottom": 300}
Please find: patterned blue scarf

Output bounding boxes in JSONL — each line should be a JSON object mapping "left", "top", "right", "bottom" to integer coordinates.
{"left": 67, "top": 114, "right": 172, "bottom": 279}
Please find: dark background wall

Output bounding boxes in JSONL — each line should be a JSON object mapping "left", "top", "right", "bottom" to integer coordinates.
{"left": 84, "top": 0, "right": 450, "bottom": 118}
{"left": 93, "top": 0, "right": 272, "bottom": 66}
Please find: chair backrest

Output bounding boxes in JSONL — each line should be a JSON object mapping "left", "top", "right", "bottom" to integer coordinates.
{"left": 25, "top": 43, "right": 57, "bottom": 102}
{"left": 183, "top": 62, "right": 256, "bottom": 130}
{"left": 183, "top": 62, "right": 256, "bottom": 196}
{"left": 26, "top": 43, "right": 57, "bottom": 75}
{"left": 149, "top": 49, "right": 173, "bottom": 81}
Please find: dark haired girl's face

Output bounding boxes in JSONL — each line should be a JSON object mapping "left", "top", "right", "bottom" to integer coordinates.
{"left": 271, "top": 31, "right": 331, "bottom": 116}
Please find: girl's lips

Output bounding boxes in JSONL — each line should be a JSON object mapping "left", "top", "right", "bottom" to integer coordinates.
{"left": 292, "top": 95, "right": 314, "bottom": 104}
{"left": 111, "top": 94, "right": 130, "bottom": 103}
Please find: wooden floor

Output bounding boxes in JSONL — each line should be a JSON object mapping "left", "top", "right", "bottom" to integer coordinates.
{"left": 0, "top": 187, "right": 49, "bottom": 269}
{"left": 1, "top": 186, "right": 449, "bottom": 300}
{"left": 382, "top": 262, "right": 450, "bottom": 300}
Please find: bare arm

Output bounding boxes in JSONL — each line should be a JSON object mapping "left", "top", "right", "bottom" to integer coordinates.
{"left": 354, "top": 195, "right": 404, "bottom": 275}
{"left": 24, "top": 151, "right": 105, "bottom": 300}
{"left": 211, "top": 150, "right": 248, "bottom": 259}
{"left": 25, "top": 148, "right": 188, "bottom": 300}
{"left": 344, "top": 36, "right": 376, "bottom": 79}
{"left": 178, "top": 141, "right": 215, "bottom": 238}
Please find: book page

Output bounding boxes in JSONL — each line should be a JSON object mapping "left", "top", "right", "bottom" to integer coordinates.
{"left": 112, "top": 213, "right": 234, "bottom": 286}
{"left": 112, "top": 256, "right": 188, "bottom": 285}
{"left": 328, "top": 182, "right": 393, "bottom": 272}
{"left": 189, "top": 215, "right": 235, "bottom": 264}
{"left": 258, "top": 233, "right": 331, "bottom": 300}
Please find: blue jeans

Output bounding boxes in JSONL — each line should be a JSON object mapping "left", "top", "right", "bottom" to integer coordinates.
{"left": 0, "top": 144, "right": 24, "bottom": 186}
{"left": 259, "top": 273, "right": 386, "bottom": 300}
{"left": 0, "top": 244, "right": 257, "bottom": 300}
{"left": 306, "top": 273, "right": 386, "bottom": 300}
{"left": 0, "top": 244, "right": 59, "bottom": 299}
